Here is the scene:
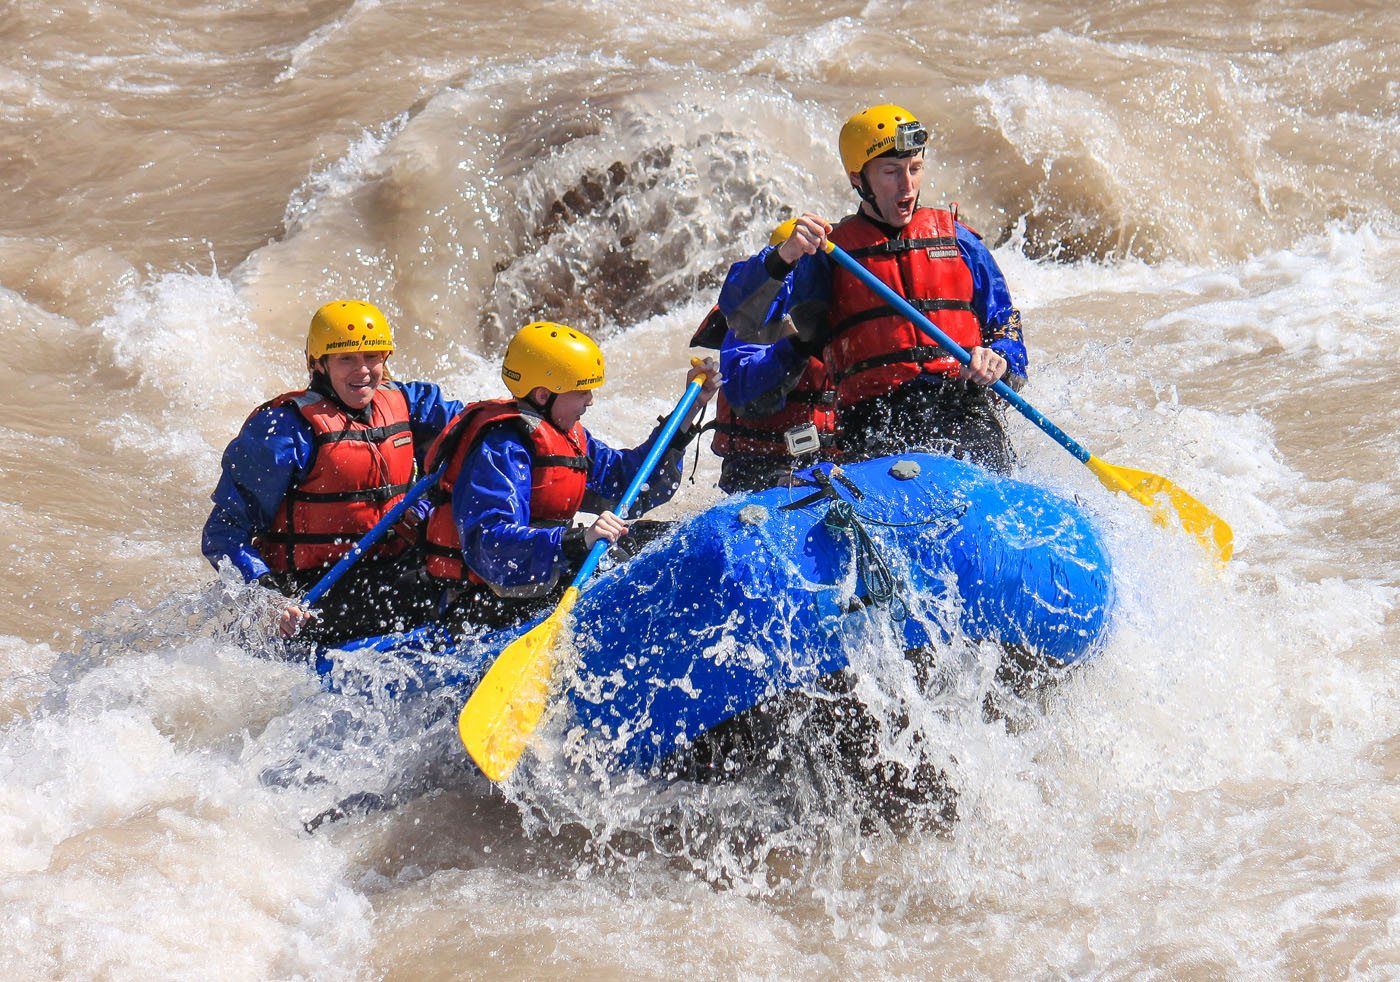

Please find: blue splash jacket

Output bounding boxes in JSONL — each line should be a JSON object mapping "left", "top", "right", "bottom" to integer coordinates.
{"left": 202, "top": 379, "right": 464, "bottom": 581}
{"left": 451, "top": 419, "right": 685, "bottom": 593}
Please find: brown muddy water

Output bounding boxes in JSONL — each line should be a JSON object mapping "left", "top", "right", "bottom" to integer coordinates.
{"left": 0, "top": 1, "right": 1396, "bottom": 977}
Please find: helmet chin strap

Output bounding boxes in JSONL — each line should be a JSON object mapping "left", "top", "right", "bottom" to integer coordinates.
{"left": 525, "top": 390, "right": 559, "bottom": 423}
{"left": 857, "top": 177, "right": 921, "bottom": 226}
{"left": 855, "top": 174, "right": 885, "bottom": 222}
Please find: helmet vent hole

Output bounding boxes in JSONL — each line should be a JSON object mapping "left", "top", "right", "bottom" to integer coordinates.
{"left": 877, "top": 123, "right": 885, "bottom": 129}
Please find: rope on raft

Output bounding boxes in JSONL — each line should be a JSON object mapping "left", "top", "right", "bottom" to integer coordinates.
{"left": 782, "top": 464, "right": 961, "bottom": 622}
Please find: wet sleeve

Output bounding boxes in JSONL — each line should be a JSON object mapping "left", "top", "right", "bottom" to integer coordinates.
{"left": 720, "top": 332, "right": 812, "bottom": 412}
{"left": 957, "top": 224, "right": 1028, "bottom": 380}
{"left": 584, "top": 425, "right": 685, "bottom": 516}
{"left": 201, "top": 406, "right": 314, "bottom": 581}
{"left": 717, "top": 247, "right": 831, "bottom": 344}
{"left": 716, "top": 247, "right": 793, "bottom": 342}
{"left": 453, "top": 428, "right": 567, "bottom": 591}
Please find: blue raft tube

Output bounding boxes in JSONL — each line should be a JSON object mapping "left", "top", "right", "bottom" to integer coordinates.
{"left": 317, "top": 453, "right": 1114, "bottom": 776}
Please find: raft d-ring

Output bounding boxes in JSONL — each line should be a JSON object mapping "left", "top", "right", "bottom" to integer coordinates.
{"left": 889, "top": 459, "right": 921, "bottom": 480}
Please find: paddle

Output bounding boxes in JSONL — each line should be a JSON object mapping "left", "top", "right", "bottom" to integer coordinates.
{"left": 457, "top": 374, "right": 708, "bottom": 781}
{"left": 302, "top": 465, "right": 446, "bottom": 607}
{"left": 822, "top": 239, "right": 1233, "bottom": 562}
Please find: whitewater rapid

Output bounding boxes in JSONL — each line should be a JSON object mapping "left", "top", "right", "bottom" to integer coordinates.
{"left": 1, "top": 0, "right": 1396, "bottom": 976}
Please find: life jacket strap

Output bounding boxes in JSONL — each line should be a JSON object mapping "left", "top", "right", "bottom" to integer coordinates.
{"left": 285, "top": 481, "right": 412, "bottom": 504}
{"left": 710, "top": 422, "right": 838, "bottom": 451}
{"left": 425, "top": 518, "right": 571, "bottom": 561}
{"left": 781, "top": 389, "right": 837, "bottom": 407}
{"left": 845, "top": 235, "right": 959, "bottom": 259}
{"left": 827, "top": 298, "right": 974, "bottom": 343}
{"left": 257, "top": 530, "right": 359, "bottom": 546}
{"left": 312, "top": 421, "right": 412, "bottom": 445}
{"left": 832, "top": 345, "right": 955, "bottom": 383}
{"left": 531, "top": 455, "right": 590, "bottom": 471}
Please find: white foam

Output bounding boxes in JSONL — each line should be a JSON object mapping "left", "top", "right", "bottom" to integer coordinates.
{"left": 281, "top": 113, "right": 407, "bottom": 236}
{"left": 96, "top": 270, "right": 280, "bottom": 437}
{"left": 0, "top": 637, "right": 55, "bottom": 728}
{"left": 4, "top": 14, "right": 1396, "bottom": 974}
{"left": 739, "top": 18, "right": 866, "bottom": 81}
{"left": 1142, "top": 223, "right": 1400, "bottom": 370}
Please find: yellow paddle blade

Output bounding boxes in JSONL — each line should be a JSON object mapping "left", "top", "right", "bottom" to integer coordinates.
{"left": 458, "top": 586, "right": 580, "bottom": 781}
{"left": 1086, "top": 456, "right": 1234, "bottom": 563}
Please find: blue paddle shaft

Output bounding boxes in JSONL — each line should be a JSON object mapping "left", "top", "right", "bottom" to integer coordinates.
{"left": 570, "top": 378, "right": 705, "bottom": 588}
{"left": 826, "top": 243, "right": 1092, "bottom": 464}
{"left": 303, "top": 465, "right": 446, "bottom": 606}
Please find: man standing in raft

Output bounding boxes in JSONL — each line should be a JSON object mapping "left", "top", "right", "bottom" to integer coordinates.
{"left": 203, "top": 300, "right": 463, "bottom": 645}
{"left": 718, "top": 104, "right": 1028, "bottom": 470}
{"left": 422, "top": 321, "right": 720, "bottom": 630}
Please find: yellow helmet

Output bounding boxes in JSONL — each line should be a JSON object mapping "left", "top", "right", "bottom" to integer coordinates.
{"left": 306, "top": 300, "right": 394, "bottom": 360}
{"left": 838, "top": 104, "right": 928, "bottom": 175}
{"left": 502, "top": 321, "right": 606, "bottom": 398}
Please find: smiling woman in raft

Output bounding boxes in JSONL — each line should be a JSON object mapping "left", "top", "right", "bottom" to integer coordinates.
{"left": 202, "top": 300, "right": 464, "bottom": 646}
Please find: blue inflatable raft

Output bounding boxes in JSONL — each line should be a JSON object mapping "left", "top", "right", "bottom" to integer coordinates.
{"left": 322, "top": 453, "right": 1113, "bottom": 774}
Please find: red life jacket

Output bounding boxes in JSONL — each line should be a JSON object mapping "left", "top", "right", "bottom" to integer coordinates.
{"left": 422, "top": 399, "right": 590, "bottom": 583}
{"left": 711, "top": 360, "right": 837, "bottom": 459}
{"left": 689, "top": 305, "right": 838, "bottom": 461}
{"left": 824, "top": 207, "right": 982, "bottom": 405}
{"left": 253, "top": 383, "right": 416, "bottom": 573}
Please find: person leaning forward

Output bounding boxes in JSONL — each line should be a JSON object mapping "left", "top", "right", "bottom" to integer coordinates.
{"left": 202, "top": 300, "right": 463, "bottom": 646}
{"left": 422, "top": 321, "right": 720, "bottom": 631}
{"left": 689, "top": 218, "right": 839, "bottom": 495}
{"left": 689, "top": 309, "right": 839, "bottom": 495}
{"left": 717, "top": 104, "right": 1029, "bottom": 471}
